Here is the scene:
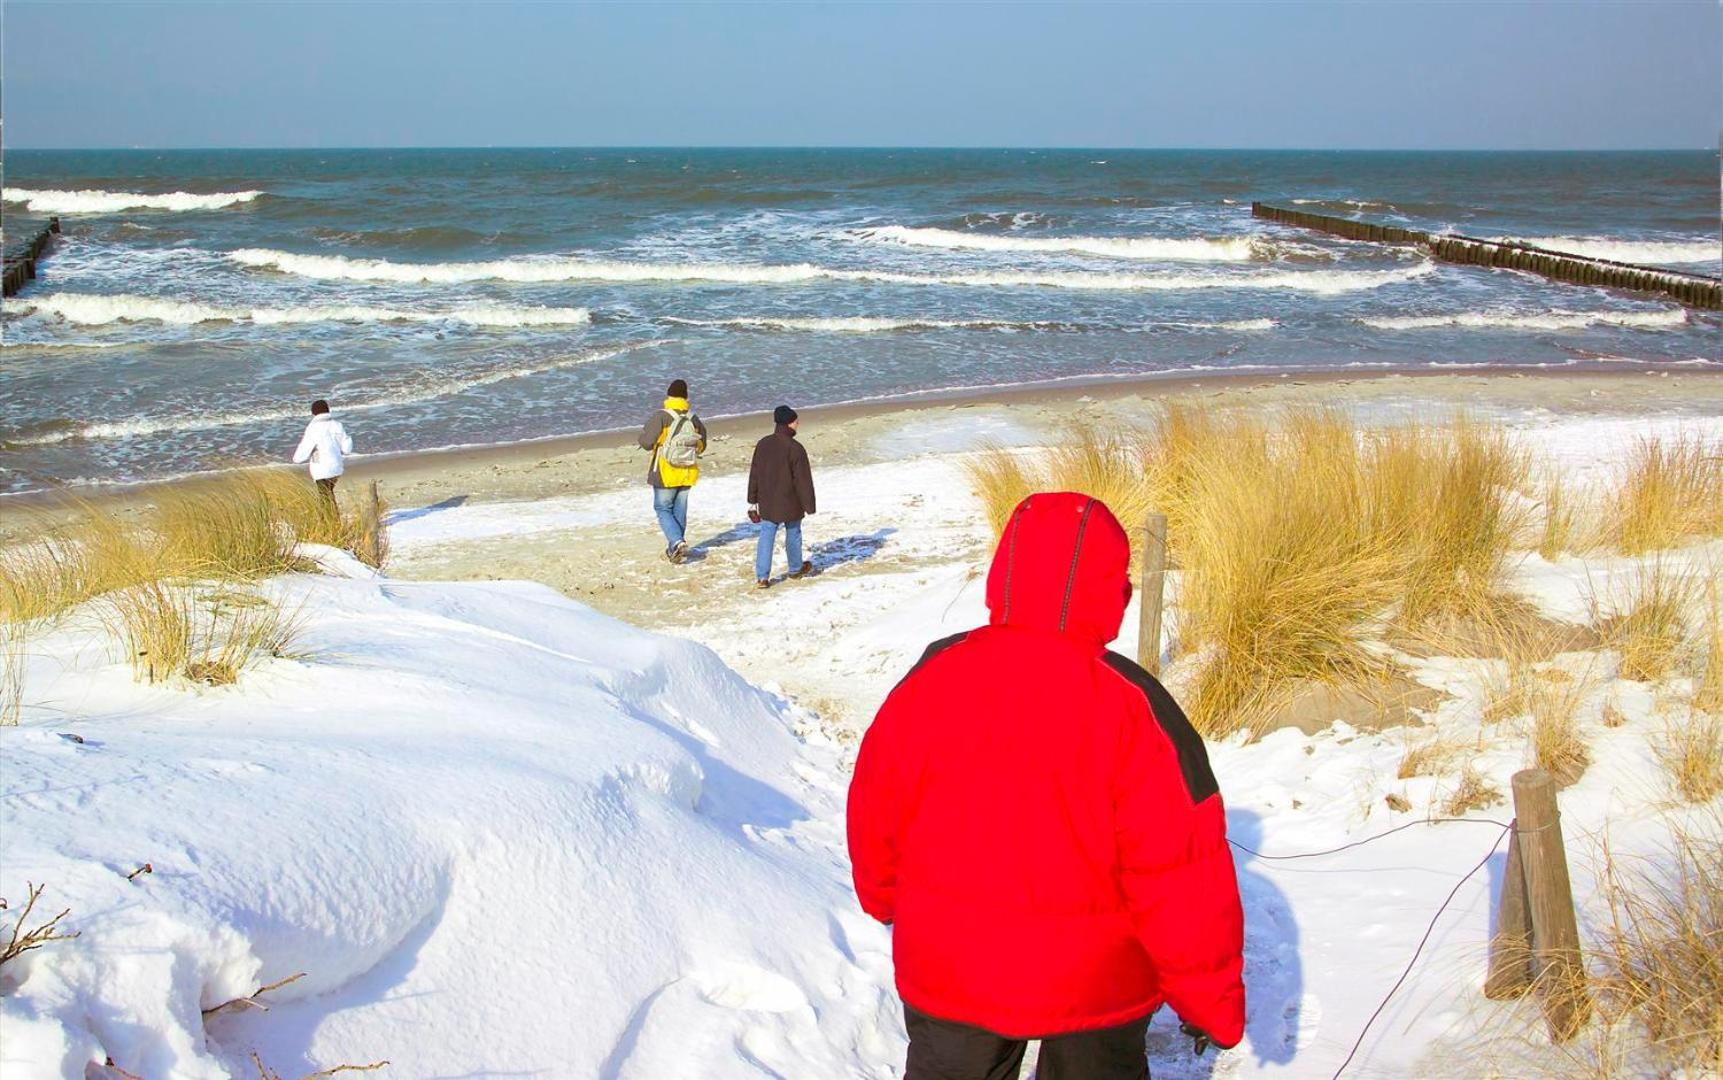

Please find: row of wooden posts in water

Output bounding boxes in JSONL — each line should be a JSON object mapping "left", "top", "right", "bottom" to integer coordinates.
{"left": 3, "top": 217, "right": 62, "bottom": 298}
{"left": 1252, "top": 202, "right": 1722, "bottom": 310}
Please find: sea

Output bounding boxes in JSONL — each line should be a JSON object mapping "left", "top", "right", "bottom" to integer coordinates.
{"left": 2, "top": 148, "right": 1718, "bottom": 494}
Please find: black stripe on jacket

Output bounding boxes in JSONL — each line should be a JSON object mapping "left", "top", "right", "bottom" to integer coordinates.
{"left": 1102, "top": 652, "right": 1220, "bottom": 805}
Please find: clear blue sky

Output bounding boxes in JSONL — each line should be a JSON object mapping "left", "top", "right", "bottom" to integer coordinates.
{"left": 5, "top": 1, "right": 1719, "bottom": 150}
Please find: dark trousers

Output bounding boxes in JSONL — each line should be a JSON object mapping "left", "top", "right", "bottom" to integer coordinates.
{"left": 905, "top": 1004, "right": 1151, "bottom": 1080}
{"left": 316, "top": 476, "right": 339, "bottom": 513}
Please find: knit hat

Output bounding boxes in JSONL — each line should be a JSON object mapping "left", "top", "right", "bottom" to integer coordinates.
{"left": 773, "top": 405, "right": 798, "bottom": 426}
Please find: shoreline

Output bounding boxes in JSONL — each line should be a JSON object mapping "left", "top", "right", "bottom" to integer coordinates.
{"left": 5, "top": 360, "right": 1721, "bottom": 520}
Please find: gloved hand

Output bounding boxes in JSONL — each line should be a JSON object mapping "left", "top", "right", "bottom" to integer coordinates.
{"left": 1179, "top": 1022, "right": 1213, "bottom": 1057}
{"left": 747, "top": 504, "right": 762, "bottom": 525}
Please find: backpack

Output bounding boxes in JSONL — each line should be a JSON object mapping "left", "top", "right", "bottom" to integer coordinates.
{"left": 661, "top": 410, "right": 702, "bottom": 468}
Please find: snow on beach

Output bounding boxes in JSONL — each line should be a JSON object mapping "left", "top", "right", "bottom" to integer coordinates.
{"left": 3, "top": 402, "right": 1721, "bottom": 1077}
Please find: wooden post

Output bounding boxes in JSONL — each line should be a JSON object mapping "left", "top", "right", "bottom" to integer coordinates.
{"left": 1512, "top": 768, "right": 1591, "bottom": 1042}
{"left": 1484, "top": 827, "right": 1533, "bottom": 999}
{"left": 1136, "top": 512, "right": 1168, "bottom": 675}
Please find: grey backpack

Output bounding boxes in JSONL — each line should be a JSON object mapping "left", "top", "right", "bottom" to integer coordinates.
{"left": 662, "top": 410, "right": 702, "bottom": 468}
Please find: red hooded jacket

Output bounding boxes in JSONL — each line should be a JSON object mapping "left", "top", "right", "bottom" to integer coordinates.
{"left": 847, "top": 492, "right": 1246, "bottom": 1045}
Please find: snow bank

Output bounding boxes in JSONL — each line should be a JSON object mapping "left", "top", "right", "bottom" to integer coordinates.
{"left": 0, "top": 559, "right": 899, "bottom": 1078}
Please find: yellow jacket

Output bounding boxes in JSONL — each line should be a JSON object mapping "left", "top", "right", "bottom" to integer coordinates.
{"left": 640, "top": 396, "right": 708, "bottom": 487}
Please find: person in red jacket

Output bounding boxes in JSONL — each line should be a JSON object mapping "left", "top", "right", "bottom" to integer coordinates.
{"left": 847, "top": 492, "right": 1245, "bottom": 1079}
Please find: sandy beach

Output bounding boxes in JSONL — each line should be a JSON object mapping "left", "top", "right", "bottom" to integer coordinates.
{"left": 364, "top": 366, "right": 1723, "bottom": 730}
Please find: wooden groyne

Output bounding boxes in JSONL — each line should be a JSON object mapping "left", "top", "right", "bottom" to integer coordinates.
{"left": 1252, "top": 203, "right": 1721, "bottom": 310}
{"left": 3, "top": 217, "right": 62, "bottom": 298}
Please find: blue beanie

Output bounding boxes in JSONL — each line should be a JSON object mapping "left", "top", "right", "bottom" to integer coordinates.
{"left": 773, "top": 405, "right": 798, "bottom": 425}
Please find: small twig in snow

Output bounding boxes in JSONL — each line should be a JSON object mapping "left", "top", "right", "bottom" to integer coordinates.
{"left": 251, "top": 1053, "right": 390, "bottom": 1080}
{"left": 0, "top": 882, "right": 78, "bottom": 968}
{"left": 125, "top": 863, "right": 153, "bottom": 882}
{"left": 204, "top": 970, "right": 308, "bottom": 1016}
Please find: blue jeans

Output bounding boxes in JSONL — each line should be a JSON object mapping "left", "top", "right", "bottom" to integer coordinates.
{"left": 755, "top": 519, "right": 802, "bottom": 581}
{"left": 652, "top": 486, "right": 689, "bottom": 552}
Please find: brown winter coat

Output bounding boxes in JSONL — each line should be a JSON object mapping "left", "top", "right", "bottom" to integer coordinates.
{"left": 747, "top": 426, "right": 816, "bottom": 524}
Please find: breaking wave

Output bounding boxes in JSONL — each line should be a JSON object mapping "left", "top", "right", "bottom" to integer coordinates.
{"left": 666, "top": 315, "right": 1277, "bottom": 333}
{"left": 9, "top": 292, "right": 591, "bottom": 328}
{"left": 1501, "top": 236, "right": 1719, "bottom": 266}
{"left": 7, "top": 340, "right": 663, "bottom": 447}
{"left": 2, "top": 188, "right": 264, "bottom": 213}
{"left": 1360, "top": 308, "right": 1687, "bottom": 331}
{"left": 231, "top": 248, "right": 1431, "bottom": 294}
{"left": 850, "top": 225, "right": 1262, "bottom": 261}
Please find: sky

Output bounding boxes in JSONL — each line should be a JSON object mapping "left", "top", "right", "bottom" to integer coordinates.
{"left": 4, "top": 1, "right": 1719, "bottom": 150}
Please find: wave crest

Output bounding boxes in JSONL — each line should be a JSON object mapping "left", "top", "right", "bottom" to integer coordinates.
{"left": 1501, "top": 236, "right": 1720, "bottom": 266}
{"left": 2, "top": 188, "right": 264, "bottom": 213}
{"left": 231, "top": 248, "right": 1430, "bottom": 294}
{"left": 8, "top": 292, "right": 591, "bottom": 328}
{"left": 665, "top": 315, "right": 1275, "bottom": 333}
{"left": 1361, "top": 308, "right": 1686, "bottom": 331}
{"left": 7, "top": 340, "right": 663, "bottom": 447}
{"left": 851, "top": 225, "right": 1262, "bottom": 262}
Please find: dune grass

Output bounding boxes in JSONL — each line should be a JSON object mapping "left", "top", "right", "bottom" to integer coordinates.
{"left": 963, "top": 444, "right": 1039, "bottom": 538}
{"left": 1695, "top": 580, "right": 1722, "bottom": 715}
{"left": 1659, "top": 707, "right": 1723, "bottom": 804}
{"left": 965, "top": 408, "right": 1535, "bottom": 736}
{"left": 0, "top": 470, "right": 375, "bottom": 692}
{"left": 1607, "top": 433, "right": 1723, "bottom": 556}
{"left": 1537, "top": 472, "right": 1579, "bottom": 561}
{"left": 1590, "top": 820, "right": 1723, "bottom": 1075}
{"left": 1598, "top": 561, "right": 1698, "bottom": 684}
{"left": 106, "top": 580, "right": 196, "bottom": 686}
{"left": 1528, "top": 668, "right": 1593, "bottom": 787}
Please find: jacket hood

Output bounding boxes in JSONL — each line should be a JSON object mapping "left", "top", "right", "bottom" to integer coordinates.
{"left": 984, "top": 492, "right": 1132, "bottom": 647}
{"left": 663, "top": 396, "right": 689, "bottom": 412}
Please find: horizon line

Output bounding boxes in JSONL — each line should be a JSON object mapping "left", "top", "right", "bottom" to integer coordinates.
{"left": 6, "top": 144, "right": 1718, "bottom": 154}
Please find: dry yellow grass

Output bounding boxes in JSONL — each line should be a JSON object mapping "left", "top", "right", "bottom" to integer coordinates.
{"left": 1659, "top": 707, "right": 1723, "bottom": 804}
{"left": 1599, "top": 561, "right": 1697, "bottom": 683}
{"left": 0, "top": 471, "right": 360, "bottom": 691}
{"left": 1537, "top": 473, "right": 1579, "bottom": 561}
{"left": 964, "top": 443, "right": 1039, "bottom": 538}
{"left": 1398, "top": 736, "right": 1462, "bottom": 779}
{"left": 1, "top": 471, "right": 390, "bottom": 627}
{"left": 1590, "top": 820, "right": 1723, "bottom": 1075}
{"left": 1441, "top": 766, "right": 1503, "bottom": 815}
{"left": 1528, "top": 668, "right": 1592, "bottom": 787}
{"left": 105, "top": 581, "right": 195, "bottom": 686}
{"left": 964, "top": 409, "right": 1535, "bottom": 736}
{"left": 1607, "top": 433, "right": 1723, "bottom": 555}
{"left": 1695, "top": 579, "right": 1722, "bottom": 714}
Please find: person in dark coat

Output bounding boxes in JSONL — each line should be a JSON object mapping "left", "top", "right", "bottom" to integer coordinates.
{"left": 848, "top": 492, "right": 1246, "bottom": 1080}
{"left": 746, "top": 405, "right": 816, "bottom": 588}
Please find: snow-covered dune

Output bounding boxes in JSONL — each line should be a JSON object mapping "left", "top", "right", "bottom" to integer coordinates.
{"left": 0, "top": 558, "right": 898, "bottom": 1078}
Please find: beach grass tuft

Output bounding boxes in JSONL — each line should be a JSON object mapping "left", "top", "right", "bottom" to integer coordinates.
{"left": 1607, "top": 433, "right": 1723, "bottom": 555}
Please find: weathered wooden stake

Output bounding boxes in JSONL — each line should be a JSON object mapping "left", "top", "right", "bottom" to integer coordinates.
{"left": 1484, "top": 826, "right": 1533, "bottom": 999}
{"left": 1512, "top": 768, "right": 1591, "bottom": 1042}
{"left": 1136, "top": 512, "right": 1168, "bottom": 675}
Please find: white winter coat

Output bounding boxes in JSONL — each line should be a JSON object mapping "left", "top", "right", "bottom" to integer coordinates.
{"left": 292, "top": 414, "right": 353, "bottom": 480}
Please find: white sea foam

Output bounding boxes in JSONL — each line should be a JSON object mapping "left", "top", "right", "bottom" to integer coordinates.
{"left": 2, "top": 188, "right": 264, "bottom": 213}
{"left": 666, "top": 315, "right": 1056, "bottom": 333}
{"left": 9, "top": 341, "right": 662, "bottom": 446}
{"left": 1360, "top": 308, "right": 1687, "bottom": 331}
{"left": 852, "top": 225, "right": 1261, "bottom": 262}
{"left": 8, "top": 292, "right": 591, "bottom": 328}
{"left": 667, "top": 315, "right": 1277, "bottom": 334}
{"left": 1501, "top": 236, "right": 1720, "bottom": 266}
{"left": 231, "top": 248, "right": 1431, "bottom": 294}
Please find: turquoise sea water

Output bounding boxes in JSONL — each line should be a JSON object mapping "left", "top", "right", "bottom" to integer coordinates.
{"left": 2, "top": 149, "right": 1718, "bottom": 493}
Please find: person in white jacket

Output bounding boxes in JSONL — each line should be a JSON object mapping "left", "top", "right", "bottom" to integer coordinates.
{"left": 292, "top": 399, "right": 353, "bottom": 510}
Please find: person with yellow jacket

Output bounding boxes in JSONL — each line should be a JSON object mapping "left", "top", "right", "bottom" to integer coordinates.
{"left": 637, "top": 379, "right": 709, "bottom": 563}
